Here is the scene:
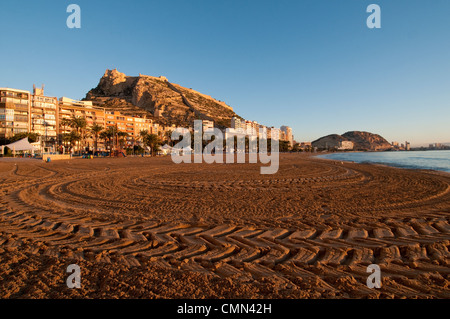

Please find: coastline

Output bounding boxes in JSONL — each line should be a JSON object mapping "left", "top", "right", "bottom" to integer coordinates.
{"left": 315, "top": 150, "right": 450, "bottom": 175}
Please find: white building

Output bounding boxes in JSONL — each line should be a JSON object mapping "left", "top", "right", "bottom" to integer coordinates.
{"left": 338, "top": 141, "right": 354, "bottom": 150}
{"left": 231, "top": 117, "right": 241, "bottom": 130}
{"left": 280, "top": 125, "right": 293, "bottom": 147}
{"left": 202, "top": 120, "right": 214, "bottom": 132}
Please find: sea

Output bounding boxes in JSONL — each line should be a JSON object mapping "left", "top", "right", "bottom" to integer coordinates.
{"left": 317, "top": 150, "right": 450, "bottom": 173}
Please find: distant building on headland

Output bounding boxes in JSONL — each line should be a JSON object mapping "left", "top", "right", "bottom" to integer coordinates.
{"left": 311, "top": 135, "right": 354, "bottom": 151}
{"left": 338, "top": 140, "right": 354, "bottom": 150}
{"left": 428, "top": 143, "right": 448, "bottom": 150}
{"left": 405, "top": 141, "right": 411, "bottom": 151}
{"left": 392, "top": 141, "right": 411, "bottom": 151}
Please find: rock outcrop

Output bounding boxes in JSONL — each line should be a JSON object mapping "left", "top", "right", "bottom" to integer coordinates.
{"left": 85, "top": 69, "right": 238, "bottom": 128}
{"left": 341, "top": 131, "right": 392, "bottom": 151}
{"left": 312, "top": 131, "right": 392, "bottom": 151}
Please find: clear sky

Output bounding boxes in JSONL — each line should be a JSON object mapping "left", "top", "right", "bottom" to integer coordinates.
{"left": 1, "top": 0, "right": 449, "bottom": 146}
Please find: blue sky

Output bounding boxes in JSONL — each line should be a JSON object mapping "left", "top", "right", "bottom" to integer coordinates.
{"left": 1, "top": 0, "right": 449, "bottom": 145}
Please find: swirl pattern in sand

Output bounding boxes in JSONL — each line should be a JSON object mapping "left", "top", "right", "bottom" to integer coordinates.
{"left": 0, "top": 154, "right": 449, "bottom": 298}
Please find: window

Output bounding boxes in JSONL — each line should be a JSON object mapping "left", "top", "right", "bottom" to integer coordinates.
{"left": 15, "top": 115, "right": 29, "bottom": 122}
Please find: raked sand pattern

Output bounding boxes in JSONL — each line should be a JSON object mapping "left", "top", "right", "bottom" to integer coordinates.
{"left": 0, "top": 154, "right": 449, "bottom": 298}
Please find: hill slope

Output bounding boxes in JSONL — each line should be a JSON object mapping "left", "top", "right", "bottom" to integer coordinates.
{"left": 85, "top": 69, "right": 239, "bottom": 128}
{"left": 312, "top": 131, "right": 392, "bottom": 150}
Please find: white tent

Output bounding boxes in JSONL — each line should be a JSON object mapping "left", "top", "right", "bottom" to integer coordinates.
{"left": 3, "top": 138, "right": 39, "bottom": 152}
{"left": 182, "top": 146, "right": 193, "bottom": 154}
{"left": 160, "top": 144, "right": 173, "bottom": 155}
{"left": 170, "top": 145, "right": 193, "bottom": 155}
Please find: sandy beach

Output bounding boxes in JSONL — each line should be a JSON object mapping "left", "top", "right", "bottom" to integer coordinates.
{"left": 0, "top": 153, "right": 449, "bottom": 298}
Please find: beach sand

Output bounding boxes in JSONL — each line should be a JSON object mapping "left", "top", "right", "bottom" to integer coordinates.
{"left": 0, "top": 153, "right": 449, "bottom": 298}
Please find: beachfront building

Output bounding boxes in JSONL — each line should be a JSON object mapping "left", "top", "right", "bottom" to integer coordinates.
{"left": 105, "top": 111, "right": 131, "bottom": 147}
{"left": 266, "top": 127, "right": 280, "bottom": 140}
{"left": 298, "top": 141, "right": 312, "bottom": 150}
{"left": 202, "top": 120, "right": 214, "bottom": 132}
{"left": 391, "top": 141, "right": 400, "bottom": 150}
{"left": 231, "top": 116, "right": 242, "bottom": 130}
{"left": 31, "top": 85, "right": 58, "bottom": 152}
{"left": 59, "top": 97, "right": 105, "bottom": 131}
{"left": 150, "top": 122, "right": 160, "bottom": 136}
{"left": 243, "top": 120, "right": 259, "bottom": 136}
{"left": 133, "top": 117, "right": 153, "bottom": 139}
{"left": 105, "top": 111, "right": 155, "bottom": 148}
{"left": 280, "top": 125, "right": 293, "bottom": 148}
{"left": 0, "top": 88, "right": 31, "bottom": 139}
{"left": 59, "top": 97, "right": 106, "bottom": 152}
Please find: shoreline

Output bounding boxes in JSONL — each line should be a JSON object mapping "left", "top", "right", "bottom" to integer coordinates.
{"left": 315, "top": 150, "right": 450, "bottom": 175}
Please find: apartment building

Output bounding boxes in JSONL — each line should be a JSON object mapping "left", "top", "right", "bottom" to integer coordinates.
{"left": 267, "top": 127, "right": 280, "bottom": 140}
{"left": 405, "top": 141, "right": 411, "bottom": 151}
{"left": 59, "top": 97, "right": 106, "bottom": 134}
{"left": 105, "top": 110, "right": 158, "bottom": 148}
{"left": 202, "top": 120, "right": 214, "bottom": 132}
{"left": 59, "top": 97, "right": 106, "bottom": 151}
{"left": 230, "top": 116, "right": 242, "bottom": 130}
{"left": 0, "top": 88, "right": 31, "bottom": 139}
{"left": 280, "top": 125, "right": 293, "bottom": 147}
{"left": 244, "top": 120, "right": 257, "bottom": 136}
{"left": 31, "top": 85, "right": 58, "bottom": 150}
{"left": 133, "top": 117, "right": 153, "bottom": 139}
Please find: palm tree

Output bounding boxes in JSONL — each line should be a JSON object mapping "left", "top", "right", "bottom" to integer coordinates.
{"left": 100, "top": 127, "right": 115, "bottom": 152}
{"left": 164, "top": 129, "right": 173, "bottom": 146}
{"left": 117, "top": 131, "right": 129, "bottom": 150}
{"left": 69, "top": 116, "right": 87, "bottom": 154}
{"left": 60, "top": 118, "right": 72, "bottom": 152}
{"left": 10, "top": 132, "right": 40, "bottom": 143}
{"left": 90, "top": 123, "right": 104, "bottom": 154}
{"left": 143, "top": 133, "right": 161, "bottom": 156}
{"left": 138, "top": 130, "right": 149, "bottom": 148}
{"left": 63, "top": 131, "right": 81, "bottom": 153}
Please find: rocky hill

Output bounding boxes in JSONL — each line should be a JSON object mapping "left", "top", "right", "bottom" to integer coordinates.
{"left": 312, "top": 131, "right": 392, "bottom": 151}
{"left": 341, "top": 131, "right": 392, "bottom": 150}
{"left": 85, "top": 69, "right": 239, "bottom": 128}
